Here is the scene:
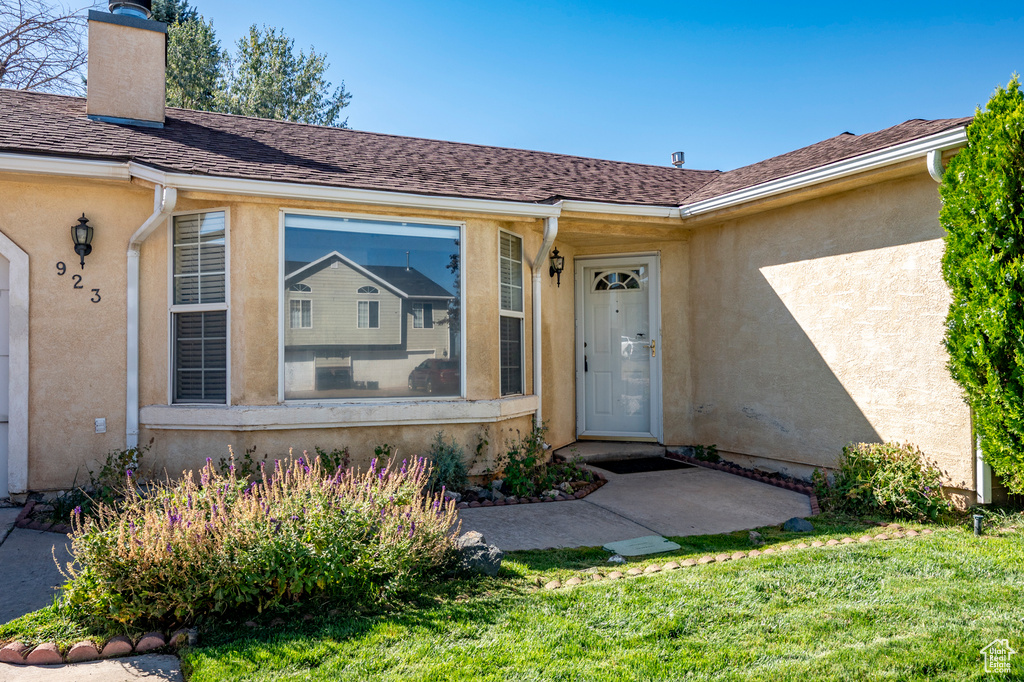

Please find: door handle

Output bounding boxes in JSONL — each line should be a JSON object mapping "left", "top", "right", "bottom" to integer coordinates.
{"left": 651, "top": 339, "right": 656, "bottom": 357}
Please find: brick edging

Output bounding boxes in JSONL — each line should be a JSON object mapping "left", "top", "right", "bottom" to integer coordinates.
{"left": 455, "top": 474, "right": 607, "bottom": 510}
{"left": 13, "top": 501, "right": 74, "bottom": 535}
{"left": 0, "top": 629, "right": 194, "bottom": 667}
{"left": 539, "top": 526, "right": 935, "bottom": 590}
{"left": 665, "top": 452, "right": 821, "bottom": 515}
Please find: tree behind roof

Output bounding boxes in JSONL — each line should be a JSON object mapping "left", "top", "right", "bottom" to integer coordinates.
{"left": 940, "top": 75, "right": 1024, "bottom": 494}
{"left": 165, "top": 15, "right": 350, "bottom": 128}
{"left": 219, "top": 25, "right": 350, "bottom": 127}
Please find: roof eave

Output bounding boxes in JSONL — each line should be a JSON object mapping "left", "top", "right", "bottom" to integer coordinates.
{"left": 678, "top": 126, "right": 968, "bottom": 219}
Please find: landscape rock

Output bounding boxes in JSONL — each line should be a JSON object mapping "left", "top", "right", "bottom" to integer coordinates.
{"left": 681, "top": 558, "right": 697, "bottom": 566}
{"left": 443, "top": 490, "right": 462, "bottom": 504}
{"left": 66, "top": 641, "right": 100, "bottom": 663}
{"left": 0, "top": 641, "right": 29, "bottom": 664}
{"left": 609, "top": 571, "right": 623, "bottom": 579}
{"left": 545, "top": 580, "right": 561, "bottom": 590}
{"left": 101, "top": 635, "right": 133, "bottom": 658}
{"left": 664, "top": 561, "right": 681, "bottom": 570}
{"left": 607, "top": 554, "right": 626, "bottom": 564}
{"left": 558, "top": 482, "right": 575, "bottom": 494}
{"left": 25, "top": 643, "right": 62, "bottom": 665}
{"left": 135, "top": 632, "right": 166, "bottom": 653}
{"left": 644, "top": 565, "right": 661, "bottom": 574}
{"left": 748, "top": 531, "right": 765, "bottom": 546}
{"left": 731, "top": 551, "right": 747, "bottom": 560}
{"left": 491, "top": 490, "right": 506, "bottom": 502}
{"left": 456, "top": 530, "right": 504, "bottom": 576}
{"left": 490, "top": 480, "right": 504, "bottom": 491}
{"left": 783, "top": 517, "right": 814, "bottom": 533}
{"left": 565, "top": 577, "right": 583, "bottom": 586}
{"left": 541, "top": 489, "right": 559, "bottom": 500}
{"left": 627, "top": 567, "right": 643, "bottom": 576}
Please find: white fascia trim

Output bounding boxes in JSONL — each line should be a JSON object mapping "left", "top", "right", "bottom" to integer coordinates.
{"left": 679, "top": 127, "right": 969, "bottom": 218}
{"left": 560, "top": 200, "right": 681, "bottom": 218}
{"left": 128, "top": 163, "right": 563, "bottom": 218}
{"left": 0, "top": 152, "right": 131, "bottom": 180}
{"left": 140, "top": 395, "right": 539, "bottom": 431}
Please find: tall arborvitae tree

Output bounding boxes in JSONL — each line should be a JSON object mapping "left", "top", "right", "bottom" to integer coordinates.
{"left": 940, "top": 76, "right": 1024, "bottom": 493}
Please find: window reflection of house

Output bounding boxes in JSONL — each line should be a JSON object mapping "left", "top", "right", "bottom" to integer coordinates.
{"left": 283, "top": 251, "right": 455, "bottom": 397}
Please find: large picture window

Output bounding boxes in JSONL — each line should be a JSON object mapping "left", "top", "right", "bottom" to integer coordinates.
{"left": 171, "top": 211, "right": 227, "bottom": 403}
{"left": 283, "top": 213, "right": 461, "bottom": 400}
{"left": 499, "top": 232, "right": 524, "bottom": 395}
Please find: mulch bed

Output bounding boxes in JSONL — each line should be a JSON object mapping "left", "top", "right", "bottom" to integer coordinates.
{"left": 13, "top": 501, "right": 73, "bottom": 535}
{"left": 455, "top": 473, "right": 607, "bottom": 510}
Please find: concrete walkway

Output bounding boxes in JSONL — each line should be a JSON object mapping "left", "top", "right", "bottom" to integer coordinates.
{"left": 0, "top": 527, "right": 71, "bottom": 624}
{"left": 459, "top": 464, "right": 812, "bottom": 551}
{"left": 0, "top": 656, "right": 182, "bottom": 682}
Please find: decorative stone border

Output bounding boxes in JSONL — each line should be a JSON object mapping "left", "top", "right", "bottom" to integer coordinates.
{"left": 455, "top": 473, "right": 608, "bottom": 510}
{"left": 0, "top": 629, "right": 195, "bottom": 667}
{"left": 665, "top": 451, "right": 821, "bottom": 515}
{"left": 12, "top": 500, "right": 74, "bottom": 535}
{"left": 538, "top": 526, "right": 935, "bottom": 590}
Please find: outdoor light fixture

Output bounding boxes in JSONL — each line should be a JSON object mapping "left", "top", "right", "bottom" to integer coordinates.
{"left": 71, "top": 213, "right": 94, "bottom": 269}
{"left": 549, "top": 247, "right": 565, "bottom": 287}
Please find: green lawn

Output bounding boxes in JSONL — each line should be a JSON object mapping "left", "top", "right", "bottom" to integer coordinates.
{"left": 4, "top": 513, "right": 1023, "bottom": 680}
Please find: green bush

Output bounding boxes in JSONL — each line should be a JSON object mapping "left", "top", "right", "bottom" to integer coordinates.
{"left": 497, "top": 422, "right": 592, "bottom": 497}
{"left": 60, "top": 453, "right": 458, "bottom": 627}
{"left": 813, "top": 442, "right": 950, "bottom": 520}
{"left": 940, "top": 76, "right": 1024, "bottom": 493}
{"left": 426, "top": 431, "right": 468, "bottom": 493}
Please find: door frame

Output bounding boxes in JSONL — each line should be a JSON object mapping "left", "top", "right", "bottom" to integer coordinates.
{"left": 574, "top": 253, "right": 663, "bottom": 442}
{"left": 0, "top": 229, "right": 28, "bottom": 497}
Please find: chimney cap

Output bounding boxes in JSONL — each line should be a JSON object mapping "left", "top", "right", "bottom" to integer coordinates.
{"left": 109, "top": 0, "right": 152, "bottom": 19}
{"left": 671, "top": 151, "right": 685, "bottom": 168}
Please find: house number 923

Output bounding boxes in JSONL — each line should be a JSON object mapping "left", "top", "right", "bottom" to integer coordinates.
{"left": 56, "top": 261, "right": 101, "bottom": 303}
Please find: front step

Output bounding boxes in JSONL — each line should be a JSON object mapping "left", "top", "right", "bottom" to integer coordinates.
{"left": 553, "top": 440, "right": 666, "bottom": 463}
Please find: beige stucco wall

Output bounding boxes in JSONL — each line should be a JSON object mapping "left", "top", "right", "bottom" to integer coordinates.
{"left": 0, "top": 175, "right": 156, "bottom": 489}
{"left": 687, "top": 172, "right": 973, "bottom": 490}
{"left": 0, "top": 165, "right": 975, "bottom": 495}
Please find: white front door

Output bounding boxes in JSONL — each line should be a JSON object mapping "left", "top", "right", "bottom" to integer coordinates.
{"left": 576, "top": 255, "right": 662, "bottom": 441}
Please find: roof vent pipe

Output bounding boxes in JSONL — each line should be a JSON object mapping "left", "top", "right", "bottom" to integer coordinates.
{"left": 109, "top": 0, "right": 152, "bottom": 19}
{"left": 671, "top": 151, "right": 685, "bottom": 168}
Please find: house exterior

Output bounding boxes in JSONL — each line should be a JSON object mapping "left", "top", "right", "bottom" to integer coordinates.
{"left": 0, "top": 6, "right": 990, "bottom": 505}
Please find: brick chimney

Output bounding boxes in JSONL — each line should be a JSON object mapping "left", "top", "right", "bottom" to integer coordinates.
{"left": 86, "top": 2, "right": 166, "bottom": 128}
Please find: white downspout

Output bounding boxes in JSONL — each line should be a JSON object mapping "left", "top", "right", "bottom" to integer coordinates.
{"left": 926, "top": 149, "right": 946, "bottom": 183}
{"left": 126, "top": 185, "right": 177, "bottom": 449}
{"left": 527, "top": 215, "right": 559, "bottom": 424}
{"left": 928, "top": 148, "right": 991, "bottom": 504}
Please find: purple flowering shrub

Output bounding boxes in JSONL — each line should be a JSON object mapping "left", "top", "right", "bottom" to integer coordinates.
{"left": 60, "top": 452, "right": 460, "bottom": 626}
{"left": 812, "top": 442, "right": 951, "bottom": 520}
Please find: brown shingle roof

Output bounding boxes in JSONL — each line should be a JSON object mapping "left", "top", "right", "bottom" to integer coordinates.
{"left": 685, "top": 117, "right": 973, "bottom": 203}
{"left": 0, "top": 88, "right": 970, "bottom": 208}
{"left": 0, "top": 89, "right": 717, "bottom": 206}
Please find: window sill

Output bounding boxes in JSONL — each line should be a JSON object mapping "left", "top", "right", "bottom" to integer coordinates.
{"left": 140, "top": 395, "right": 539, "bottom": 431}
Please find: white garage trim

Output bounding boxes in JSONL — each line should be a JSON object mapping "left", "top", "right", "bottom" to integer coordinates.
{"left": 0, "top": 231, "right": 28, "bottom": 495}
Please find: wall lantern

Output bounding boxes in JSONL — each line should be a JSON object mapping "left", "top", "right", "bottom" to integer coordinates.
{"left": 71, "top": 213, "right": 94, "bottom": 269}
{"left": 549, "top": 247, "right": 565, "bottom": 287}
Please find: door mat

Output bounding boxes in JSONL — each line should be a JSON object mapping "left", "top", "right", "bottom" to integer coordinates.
{"left": 603, "top": 535, "right": 682, "bottom": 556}
{"left": 590, "top": 457, "right": 694, "bottom": 475}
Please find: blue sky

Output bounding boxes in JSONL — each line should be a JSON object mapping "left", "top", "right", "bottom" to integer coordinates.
{"left": 191, "top": 1, "right": 1023, "bottom": 171}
